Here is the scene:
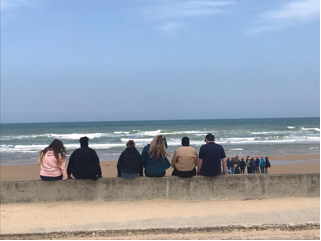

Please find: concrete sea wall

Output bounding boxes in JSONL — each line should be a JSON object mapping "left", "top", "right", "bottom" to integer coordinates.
{"left": 0, "top": 174, "right": 319, "bottom": 204}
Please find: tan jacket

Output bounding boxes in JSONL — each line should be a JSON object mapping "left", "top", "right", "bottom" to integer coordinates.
{"left": 171, "top": 146, "right": 199, "bottom": 172}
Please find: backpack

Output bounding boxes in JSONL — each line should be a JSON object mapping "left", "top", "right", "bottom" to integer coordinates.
{"left": 266, "top": 160, "right": 271, "bottom": 168}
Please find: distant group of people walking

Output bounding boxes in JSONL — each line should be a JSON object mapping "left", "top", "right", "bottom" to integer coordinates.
{"left": 38, "top": 133, "right": 269, "bottom": 181}
{"left": 226, "top": 156, "right": 271, "bottom": 174}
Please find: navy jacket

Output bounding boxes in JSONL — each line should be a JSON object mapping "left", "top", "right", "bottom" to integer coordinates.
{"left": 117, "top": 147, "right": 143, "bottom": 177}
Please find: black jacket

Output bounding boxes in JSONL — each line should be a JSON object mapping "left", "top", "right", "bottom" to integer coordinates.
{"left": 255, "top": 159, "right": 260, "bottom": 166}
{"left": 250, "top": 159, "right": 256, "bottom": 168}
{"left": 227, "top": 159, "right": 232, "bottom": 168}
{"left": 117, "top": 147, "right": 143, "bottom": 177}
{"left": 67, "top": 146, "right": 102, "bottom": 180}
{"left": 239, "top": 160, "right": 246, "bottom": 169}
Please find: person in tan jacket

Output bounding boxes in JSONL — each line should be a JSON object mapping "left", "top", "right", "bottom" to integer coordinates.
{"left": 171, "top": 137, "right": 198, "bottom": 177}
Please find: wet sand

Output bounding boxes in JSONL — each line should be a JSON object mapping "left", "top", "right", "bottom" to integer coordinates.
{"left": 0, "top": 154, "right": 319, "bottom": 181}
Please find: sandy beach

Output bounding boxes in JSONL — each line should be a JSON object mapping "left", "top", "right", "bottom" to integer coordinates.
{"left": 0, "top": 154, "right": 319, "bottom": 181}
{"left": 1, "top": 197, "right": 320, "bottom": 238}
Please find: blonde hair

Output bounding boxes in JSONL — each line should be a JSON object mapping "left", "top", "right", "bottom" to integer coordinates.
{"left": 149, "top": 135, "right": 171, "bottom": 160}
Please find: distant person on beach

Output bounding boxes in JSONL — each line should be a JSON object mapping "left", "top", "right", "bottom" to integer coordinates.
{"left": 38, "top": 139, "right": 68, "bottom": 181}
{"left": 265, "top": 157, "right": 271, "bottom": 173}
{"left": 250, "top": 158, "right": 256, "bottom": 174}
{"left": 117, "top": 140, "right": 143, "bottom": 178}
{"left": 67, "top": 137, "right": 102, "bottom": 180}
{"left": 234, "top": 155, "right": 240, "bottom": 167}
{"left": 239, "top": 158, "right": 246, "bottom": 174}
{"left": 260, "top": 157, "right": 265, "bottom": 174}
{"left": 246, "top": 157, "right": 252, "bottom": 174}
{"left": 234, "top": 164, "right": 240, "bottom": 174}
{"left": 227, "top": 158, "right": 232, "bottom": 172}
{"left": 141, "top": 135, "right": 171, "bottom": 177}
{"left": 231, "top": 158, "right": 235, "bottom": 174}
{"left": 171, "top": 137, "right": 198, "bottom": 178}
{"left": 255, "top": 157, "right": 260, "bottom": 174}
{"left": 198, "top": 133, "right": 227, "bottom": 177}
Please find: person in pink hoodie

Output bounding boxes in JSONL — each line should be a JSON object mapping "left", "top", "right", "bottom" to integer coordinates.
{"left": 38, "top": 139, "right": 68, "bottom": 181}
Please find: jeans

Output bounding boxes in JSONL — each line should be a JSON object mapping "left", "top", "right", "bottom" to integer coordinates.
{"left": 255, "top": 166, "right": 260, "bottom": 174}
{"left": 40, "top": 175, "right": 63, "bottom": 181}
{"left": 121, "top": 172, "right": 139, "bottom": 178}
{"left": 240, "top": 168, "right": 245, "bottom": 174}
{"left": 230, "top": 167, "right": 235, "bottom": 174}
{"left": 260, "top": 167, "right": 265, "bottom": 174}
{"left": 146, "top": 171, "right": 166, "bottom": 177}
{"left": 172, "top": 168, "right": 196, "bottom": 178}
{"left": 247, "top": 167, "right": 252, "bottom": 174}
{"left": 251, "top": 167, "right": 256, "bottom": 174}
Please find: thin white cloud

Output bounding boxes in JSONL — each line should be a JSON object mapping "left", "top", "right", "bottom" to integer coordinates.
{"left": 159, "top": 21, "right": 184, "bottom": 36}
{"left": 145, "top": 0, "right": 234, "bottom": 19}
{"left": 248, "top": 0, "right": 320, "bottom": 34}
{"left": 1, "top": 0, "right": 36, "bottom": 12}
{"left": 139, "top": 0, "right": 234, "bottom": 35}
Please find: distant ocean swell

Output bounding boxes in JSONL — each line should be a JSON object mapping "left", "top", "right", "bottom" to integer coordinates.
{"left": 1, "top": 131, "right": 319, "bottom": 153}
{"left": 0, "top": 118, "right": 319, "bottom": 164}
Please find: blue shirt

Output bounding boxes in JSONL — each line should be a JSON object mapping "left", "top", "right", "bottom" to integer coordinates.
{"left": 199, "top": 142, "right": 226, "bottom": 177}
{"left": 141, "top": 137, "right": 171, "bottom": 175}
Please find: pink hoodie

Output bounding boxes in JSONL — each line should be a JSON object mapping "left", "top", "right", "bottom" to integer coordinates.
{"left": 39, "top": 150, "right": 68, "bottom": 180}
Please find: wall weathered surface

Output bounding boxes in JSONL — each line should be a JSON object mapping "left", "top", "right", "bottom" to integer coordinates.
{"left": 0, "top": 174, "right": 319, "bottom": 204}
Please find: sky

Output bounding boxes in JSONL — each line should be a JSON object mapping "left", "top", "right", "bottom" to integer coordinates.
{"left": 1, "top": 0, "right": 320, "bottom": 123}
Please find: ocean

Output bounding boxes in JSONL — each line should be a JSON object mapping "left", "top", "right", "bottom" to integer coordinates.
{"left": 0, "top": 117, "right": 319, "bottom": 166}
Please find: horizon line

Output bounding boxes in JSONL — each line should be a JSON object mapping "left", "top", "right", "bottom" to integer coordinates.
{"left": 1, "top": 116, "right": 319, "bottom": 125}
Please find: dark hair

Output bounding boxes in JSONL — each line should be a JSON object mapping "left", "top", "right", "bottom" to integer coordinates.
{"left": 126, "top": 140, "right": 135, "bottom": 147}
{"left": 39, "top": 139, "right": 67, "bottom": 165}
{"left": 265, "top": 157, "right": 269, "bottom": 161}
{"left": 182, "top": 137, "right": 189, "bottom": 146}
{"left": 205, "top": 133, "right": 214, "bottom": 142}
{"left": 241, "top": 158, "right": 244, "bottom": 161}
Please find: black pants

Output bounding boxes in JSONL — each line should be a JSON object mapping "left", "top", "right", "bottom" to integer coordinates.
{"left": 172, "top": 168, "right": 196, "bottom": 178}
{"left": 145, "top": 171, "right": 166, "bottom": 177}
{"left": 240, "top": 168, "right": 245, "bottom": 174}
{"left": 40, "top": 175, "right": 63, "bottom": 181}
{"left": 73, "top": 173, "right": 99, "bottom": 180}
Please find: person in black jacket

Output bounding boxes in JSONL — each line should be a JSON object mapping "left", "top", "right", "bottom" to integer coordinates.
{"left": 265, "top": 157, "right": 271, "bottom": 173}
{"left": 67, "top": 136, "right": 102, "bottom": 180}
{"left": 255, "top": 157, "right": 260, "bottom": 174}
{"left": 239, "top": 158, "right": 246, "bottom": 174}
{"left": 250, "top": 158, "right": 256, "bottom": 174}
{"left": 227, "top": 158, "right": 232, "bottom": 171}
{"left": 117, "top": 140, "right": 143, "bottom": 178}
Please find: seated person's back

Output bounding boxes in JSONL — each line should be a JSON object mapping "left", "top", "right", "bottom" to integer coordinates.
{"left": 67, "top": 136, "right": 102, "bottom": 180}
{"left": 117, "top": 140, "right": 143, "bottom": 178}
{"left": 171, "top": 137, "right": 198, "bottom": 177}
{"left": 198, "top": 133, "right": 227, "bottom": 177}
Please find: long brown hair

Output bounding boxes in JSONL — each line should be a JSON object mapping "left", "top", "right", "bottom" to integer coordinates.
{"left": 149, "top": 135, "right": 171, "bottom": 160}
{"left": 39, "top": 139, "right": 67, "bottom": 166}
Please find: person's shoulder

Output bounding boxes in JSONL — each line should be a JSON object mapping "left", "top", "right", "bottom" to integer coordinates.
{"left": 143, "top": 144, "right": 150, "bottom": 150}
{"left": 187, "top": 146, "right": 198, "bottom": 152}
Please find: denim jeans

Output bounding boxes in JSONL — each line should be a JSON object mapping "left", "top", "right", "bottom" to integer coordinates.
{"left": 230, "top": 167, "right": 235, "bottom": 174}
{"left": 260, "top": 167, "right": 265, "bottom": 174}
{"left": 121, "top": 172, "right": 139, "bottom": 179}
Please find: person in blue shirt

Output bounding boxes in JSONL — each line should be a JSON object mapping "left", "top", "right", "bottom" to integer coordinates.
{"left": 141, "top": 135, "right": 171, "bottom": 177}
{"left": 259, "top": 157, "right": 265, "bottom": 174}
{"left": 198, "top": 133, "right": 227, "bottom": 177}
